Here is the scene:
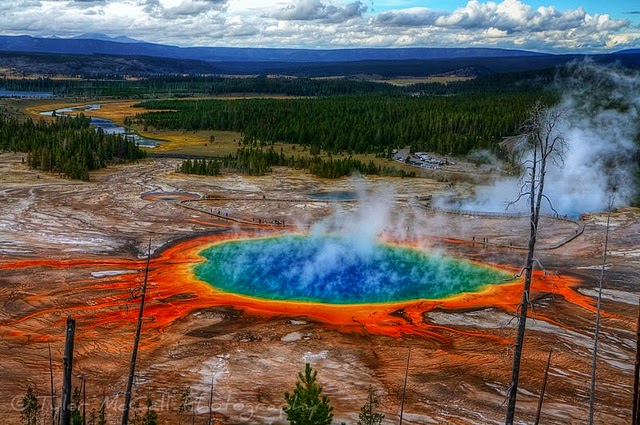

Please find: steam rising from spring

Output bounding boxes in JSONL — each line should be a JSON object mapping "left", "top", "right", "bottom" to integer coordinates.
{"left": 437, "top": 63, "right": 640, "bottom": 217}
{"left": 195, "top": 235, "right": 510, "bottom": 304}
{"left": 308, "top": 182, "right": 395, "bottom": 257}
{"left": 194, "top": 185, "right": 511, "bottom": 303}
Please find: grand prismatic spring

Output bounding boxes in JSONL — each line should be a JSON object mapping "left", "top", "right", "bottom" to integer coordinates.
{"left": 194, "top": 235, "right": 513, "bottom": 304}
{"left": 0, "top": 225, "right": 591, "bottom": 342}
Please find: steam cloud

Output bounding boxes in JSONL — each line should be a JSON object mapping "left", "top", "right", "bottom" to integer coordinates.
{"left": 195, "top": 184, "right": 510, "bottom": 303}
{"left": 196, "top": 234, "right": 508, "bottom": 304}
{"left": 436, "top": 62, "right": 640, "bottom": 217}
{"left": 308, "top": 181, "right": 395, "bottom": 255}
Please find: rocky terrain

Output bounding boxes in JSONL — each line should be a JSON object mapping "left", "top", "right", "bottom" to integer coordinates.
{"left": 1, "top": 152, "right": 639, "bottom": 424}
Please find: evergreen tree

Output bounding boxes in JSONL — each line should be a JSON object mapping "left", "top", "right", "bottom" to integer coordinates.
{"left": 357, "top": 386, "right": 384, "bottom": 425}
{"left": 283, "top": 363, "right": 333, "bottom": 425}
{"left": 0, "top": 114, "right": 145, "bottom": 181}
{"left": 71, "top": 387, "right": 83, "bottom": 425}
{"left": 97, "top": 394, "right": 106, "bottom": 425}
{"left": 142, "top": 394, "right": 158, "bottom": 425}
{"left": 130, "top": 397, "right": 141, "bottom": 425}
{"left": 21, "top": 386, "right": 40, "bottom": 425}
{"left": 88, "top": 408, "right": 97, "bottom": 425}
{"left": 177, "top": 386, "right": 193, "bottom": 425}
{"left": 133, "top": 92, "right": 554, "bottom": 157}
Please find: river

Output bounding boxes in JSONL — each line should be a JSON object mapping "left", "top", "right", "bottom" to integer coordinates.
{"left": 40, "top": 104, "right": 162, "bottom": 148}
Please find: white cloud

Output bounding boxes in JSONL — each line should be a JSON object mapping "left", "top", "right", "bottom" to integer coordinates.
{"left": 162, "top": 0, "right": 225, "bottom": 17}
{"left": 0, "top": 0, "right": 637, "bottom": 51}
{"left": 269, "top": 0, "right": 367, "bottom": 23}
{"left": 373, "top": 7, "right": 445, "bottom": 27}
{"left": 484, "top": 26, "right": 508, "bottom": 38}
{"left": 142, "top": 0, "right": 226, "bottom": 18}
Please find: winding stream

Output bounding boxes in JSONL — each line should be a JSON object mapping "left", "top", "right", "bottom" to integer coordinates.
{"left": 40, "top": 104, "right": 162, "bottom": 148}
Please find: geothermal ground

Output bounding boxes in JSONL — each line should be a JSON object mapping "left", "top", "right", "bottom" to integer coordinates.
{"left": 1, "top": 152, "right": 639, "bottom": 424}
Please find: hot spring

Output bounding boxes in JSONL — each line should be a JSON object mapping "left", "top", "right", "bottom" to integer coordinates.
{"left": 194, "top": 235, "right": 512, "bottom": 304}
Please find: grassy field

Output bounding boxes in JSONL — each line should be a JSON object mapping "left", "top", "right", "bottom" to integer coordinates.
{"left": 24, "top": 99, "right": 144, "bottom": 122}
{"left": 18, "top": 99, "right": 239, "bottom": 156}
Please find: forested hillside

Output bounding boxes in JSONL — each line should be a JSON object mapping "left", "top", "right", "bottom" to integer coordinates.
{"left": 0, "top": 69, "right": 552, "bottom": 98}
{"left": 178, "top": 142, "right": 416, "bottom": 179}
{"left": 0, "top": 74, "right": 402, "bottom": 98}
{"left": 0, "top": 114, "right": 146, "bottom": 180}
{"left": 133, "top": 92, "right": 556, "bottom": 156}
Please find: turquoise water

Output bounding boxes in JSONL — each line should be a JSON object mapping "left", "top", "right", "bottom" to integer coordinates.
{"left": 308, "top": 191, "right": 357, "bottom": 201}
{"left": 194, "top": 235, "right": 511, "bottom": 304}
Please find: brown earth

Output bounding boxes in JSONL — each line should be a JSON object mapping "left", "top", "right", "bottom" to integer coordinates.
{"left": 1, "top": 152, "right": 639, "bottom": 424}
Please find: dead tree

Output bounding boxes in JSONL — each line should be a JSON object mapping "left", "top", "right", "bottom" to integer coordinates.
{"left": 633, "top": 299, "right": 640, "bottom": 424}
{"left": 505, "top": 102, "right": 565, "bottom": 425}
{"left": 399, "top": 345, "right": 411, "bottom": 425}
{"left": 81, "top": 376, "right": 86, "bottom": 425}
{"left": 534, "top": 348, "right": 553, "bottom": 425}
{"left": 48, "top": 342, "right": 57, "bottom": 425}
{"left": 61, "top": 316, "right": 76, "bottom": 425}
{"left": 207, "top": 376, "right": 214, "bottom": 425}
{"left": 121, "top": 240, "right": 152, "bottom": 425}
{"left": 588, "top": 201, "right": 613, "bottom": 424}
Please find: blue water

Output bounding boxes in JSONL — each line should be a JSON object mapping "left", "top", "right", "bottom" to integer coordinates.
{"left": 194, "top": 235, "right": 512, "bottom": 304}
{"left": 88, "top": 117, "right": 160, "bottom": 148}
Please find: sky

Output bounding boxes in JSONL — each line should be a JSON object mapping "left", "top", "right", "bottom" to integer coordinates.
{"left": 1, "top": 0, "right": 639, "bottom": 52}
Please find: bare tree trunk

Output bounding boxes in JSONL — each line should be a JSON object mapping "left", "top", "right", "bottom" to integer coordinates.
{"left": 146, "top": 389, "right": 151, "bottom": 422}
{"left": 534, "top": 349, "right": 553, "bottom": 425}
{"left": 633, "top": 299, "right": 640, "bottom": 424}
{"left": 207, "top": 376, "right": 214, "bottom": 425}
{"left": 506, "top": 103, "right": 563, "bottom": 424}
{"left": 506, "top": 141, "right": 540, "bottom": 424}
{"left": 99, "top": 390, "right": 106, "bottom": 425}
{"left": 589, "top": 204, "right": 612, "bottom": 424}
{"left": 82, "top": 376, "right": 86, "bottom": 425}
{"left": 49, "top": 341, "right": 57, "bottom": 425}
{"left": 399, "top": 345, "right": 411, "bottom": 425}
{"left": 121, "top": 239, "right": 152, "bottom": 425}
{"left": 61, "top": 316, "right": 76, "bottom": 425}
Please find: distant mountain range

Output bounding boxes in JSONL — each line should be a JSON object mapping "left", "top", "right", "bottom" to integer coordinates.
{"left": 0, "top": 34, "right": 550, "bottom": 63}
{"left": 0, "top": 34, "right": 637, "bottom": 77}
{"left": 70, "top": 33, "right": 142, "bottom": 44}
